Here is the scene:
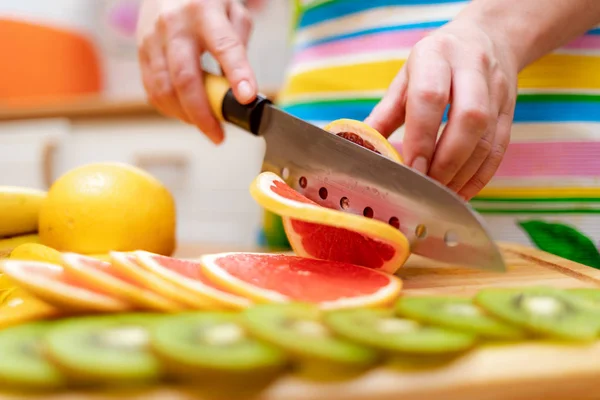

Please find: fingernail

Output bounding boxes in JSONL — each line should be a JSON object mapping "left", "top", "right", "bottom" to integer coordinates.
{"left": 237, "top": 80, "right": 254, "bottom": 103}
{"left": 412, "top": 156, "right": 429, "bottom": 175}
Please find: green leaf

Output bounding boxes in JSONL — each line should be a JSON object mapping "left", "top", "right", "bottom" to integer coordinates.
{"left": 518, "top": 220, "right": 600, "bottom": 269}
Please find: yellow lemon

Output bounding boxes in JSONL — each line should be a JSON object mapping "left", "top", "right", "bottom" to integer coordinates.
{"left": 39, "top": 162, "right": 176, "bottom": 256}
{"left": 9, "top": 242, "right": 63, "bottom": 264}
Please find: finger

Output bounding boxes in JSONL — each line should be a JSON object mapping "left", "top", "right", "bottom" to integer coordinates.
{"left": 228, "top": 0, "right": 253, "bottom": 47}
{"left": 159, "top": 15, "right": 224, "bottom": 143}
{"left": 364, "top": 66, "right": 408, "bottom": 138}
{"left": 195, "top": 2, "right": 257, "bottom": 104}
{"left": 458, "top": 102, "right": 514, "bottom": 200}
{"left": 447, "top": 71, "right": 507, "bottom": 194}
{"left": 140, "top": 33, "right": 190, "bottom": 122}
{"left": 401, "top": 48, "right": 452, "bottom": 175}
{"left": 166, "top": 38, "right": 225, "bottom": 143}
{"left": 428, "top": 67, "right": 490, "bottom": 185}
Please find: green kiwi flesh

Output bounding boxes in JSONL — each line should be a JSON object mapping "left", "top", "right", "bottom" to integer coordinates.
{"left": 566, "top": 288, "right": 600, "bottom": 314}
{"left": 150, "top": 311, "right": 287, "bottom": 385}
{"left": 475, "top": 287, "right": 600, "bottom": 341}
{"left": 395, "top": 296, "right": 527, "bottom": 340}
{"left": 323, "top": 308, "right": 477, "bottom": 355}
{"left": 242, "top": 303, "right": 379, "bottom": 379}
{"left": 44, "top": 313, "right": 163, "bottom": 386}
{"left": 0, "top": 321, "right": 66, "bottom": 390}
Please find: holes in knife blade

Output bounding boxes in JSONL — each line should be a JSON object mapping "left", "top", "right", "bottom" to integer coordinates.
{"left": 389, "top": 217, "right": 400, "bottom": 229}
{"left": 415, "top": 224, "right": 428, "bottom": 239}
{"left": 319, "top": 187, "right": 328, "bottom": 200}
{"left": 363, "top": 207, "right": 374, "bottom": 218}
{"left": 299, "top": 177, "right": 307, "bottom": 189}
{"left": 444, "top": 230, "right": 459, "bottom": 247}
{"left": 340, "top": 197, "right": 349, "bottom": 210}
{"left": 281, "top": 167, "right": 290, "bottom": 180}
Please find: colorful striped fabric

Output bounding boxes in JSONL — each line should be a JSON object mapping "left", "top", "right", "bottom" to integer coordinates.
{"left": 262, "top": 0, "right": 600, "bottom": 267}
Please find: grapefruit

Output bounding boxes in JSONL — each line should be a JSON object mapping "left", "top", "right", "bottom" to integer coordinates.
{"left": 199, "top": 252, "right": 403, "bottom": 310}
{"left": 0, "top": 260, "right": 130, "bottom": 313}
{"left": 60, "top": 253, "right": 183, "bottom": 313}
{"left": 250, "top": 172, "right": 410, "bottom": 274}
{"left": 251, "top": 118, "right": 410, "bottom": 274}
{"left": 134, "top": 251, "right": 252, "bottom": 310}
{"left": 38, "top": 162, "right": 176, "bottom": 256}
{"left": 109, "top": 251, "right": 200, "bottom": 309}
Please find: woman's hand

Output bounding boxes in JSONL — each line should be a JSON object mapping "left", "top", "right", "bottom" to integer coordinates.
{"left": 365, "top": 19, "right": 519, "bottom": 200}
{"left": 137, "top": 0, "right": 258, "bottom": 144}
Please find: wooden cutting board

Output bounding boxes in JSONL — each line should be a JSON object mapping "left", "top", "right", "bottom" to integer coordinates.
{"left": 3, "top": 242, "right": 600, "bottom": 400}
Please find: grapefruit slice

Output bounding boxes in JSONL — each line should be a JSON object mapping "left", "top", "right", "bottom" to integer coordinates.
{"left": 200, "top": 252, "right": 403, "bottom": 310}
{"left": 109, "top": 251, "right": 201, "bottom": 309}
{"left": 250, "top": 172, "right": 410, "bottom": 274}
{"left": 60, "top": 253, "right": 182, "bottom": 312}
{"left": 324, "top": 118, "right": 404, "bottom": 162}
{"left": 134, "top": 251, "right": 253, "bottom": 310}
{"left": 252, "top": 118, "right": 410, "bottom": 274}
{"left": 0, "top": 260, "right": 130, "bottom": 313}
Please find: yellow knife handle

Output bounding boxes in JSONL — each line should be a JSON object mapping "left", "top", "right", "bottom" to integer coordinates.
{"left": 202, "top": 71, "right": 272, "bottom": 135}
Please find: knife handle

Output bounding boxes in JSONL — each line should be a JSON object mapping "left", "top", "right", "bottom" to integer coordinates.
{"left": 203, "top": 72, "right": 272, "bottom": 135}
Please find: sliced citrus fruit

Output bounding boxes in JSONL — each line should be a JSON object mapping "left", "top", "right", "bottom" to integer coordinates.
{"left": 200, "top": 252, "right": 403, "bottom": 309}
{"left": 250, "top": 172, "right": 410, "bottom": 274}
{"left": 0, "top": 260, "right": 130, "bottom": 313}
{"left": 9, "top": 242, "right": 62, "bottom": 264}
{"left": 0, "top": 289, "right": 59, "bottom": 329}
{"left": 324, "top": 118, "right": 404, "bottom": 162}
{"left": 60, "top": 253, "right": 183, "bottom": 312}
{"left": 110, "top": 251, "right": 201, "bottom": 309}
{"left": 134, "top": 251, "right": 252, "bottom": 310}
{"left": 251, "top": 119, "right": 410, "bottom": 274}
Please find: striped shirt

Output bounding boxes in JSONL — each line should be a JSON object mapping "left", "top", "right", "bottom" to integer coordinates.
{"left": 264, "top": 0, "right": 600, "bottom": 267}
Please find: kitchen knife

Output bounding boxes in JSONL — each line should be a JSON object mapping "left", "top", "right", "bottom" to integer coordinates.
{"left": 203, "top": 72, "right": 506, "bottom": 272}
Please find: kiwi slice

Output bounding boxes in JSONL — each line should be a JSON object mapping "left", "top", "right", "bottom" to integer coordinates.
{"left": 150, "top": 311, "right": 287, "bottom": 392}
{"left": 0, "top": 321, "right": 66, "bottom": 391}
{"left": 566, "top": 288, "right": 600, "bottom": 314}
{"left": 475, "top": 286, "right": 600, "bottom": 341}
{"left": 44, "top": 313, "right": 164, "bottom": 386}
{"left": 395, "top": 296, "right": 527, "bottom": 340}
{"left": 242, "top": 303, "right": 379, "bottom": 380}
{"left": 324, "top": 308, "right": 477, "bottom": 356}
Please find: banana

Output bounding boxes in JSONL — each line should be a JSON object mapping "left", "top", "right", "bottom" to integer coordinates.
{"left": 0, "top": 186, "right": 46, "bottom": 238}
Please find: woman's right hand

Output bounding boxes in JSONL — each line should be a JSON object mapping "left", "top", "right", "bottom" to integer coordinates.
{"left": 137, "top": 0, "right": 258, "bottom": 144}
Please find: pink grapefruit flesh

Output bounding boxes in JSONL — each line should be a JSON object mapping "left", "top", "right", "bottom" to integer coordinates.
{"left": 250, "top": 172, "right": 410, "bottom": 274}
{"left": 134, "top": 251, "right": 253, "bottom": 310}
{"left": 200, "top": 252, "right": 403, "bottom": 309}
{"left": 0, "top": 260, "right": 130, "bottom": 313}
{"left": 60, "top": 253, "right": 183, "bottom": 312}
{"left": 109, "top": 251, "right": 201, "bottom": 309}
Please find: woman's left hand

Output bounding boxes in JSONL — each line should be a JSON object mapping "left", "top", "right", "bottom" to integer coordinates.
{"left": 365, "top": 18, "right": 519, "bottom": 200}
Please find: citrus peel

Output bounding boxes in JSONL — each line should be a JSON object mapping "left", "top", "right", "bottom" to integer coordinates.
{"left": 199, "top": 252, "right": 403, "bottom": 309}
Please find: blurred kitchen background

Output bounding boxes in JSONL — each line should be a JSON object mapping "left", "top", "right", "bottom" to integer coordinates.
{"left": 0, "top": 0, "right": 293, "bottom": 248}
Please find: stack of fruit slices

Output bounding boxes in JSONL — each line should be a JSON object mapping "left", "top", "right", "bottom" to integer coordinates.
{"left": 0, "top": 250, "right": 404, "bottom": 319}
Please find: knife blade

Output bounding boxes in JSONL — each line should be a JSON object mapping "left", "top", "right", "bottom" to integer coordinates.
{"left": 203, "top": 72, "right": 506, "bottom": 272}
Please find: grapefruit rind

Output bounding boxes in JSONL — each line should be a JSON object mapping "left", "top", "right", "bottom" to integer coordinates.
{"left": 0, "top": 260, "right": 129, "bottom": 313}
{"left": 323, "top": 119, "right": 403, "bottom": 163}
{"left": 250, "top": 172, "right": 411, "bottom": 273}
{"left": 134, "top": 251, "right": 253, "bottom": 310}
{"left": 109, "top": 251, "right": 199, "bottom": 309}
{"left": 60, "top": 253, "right": 182, "bottom": 313}
{"left": 199, "top": 252, "right": 403, "bottom": 310}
